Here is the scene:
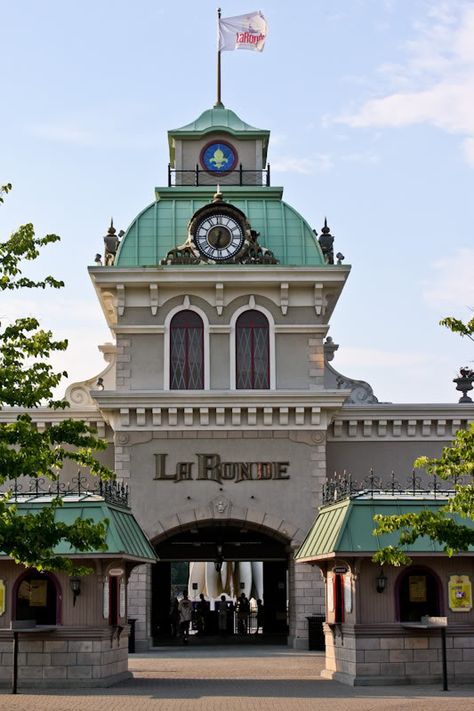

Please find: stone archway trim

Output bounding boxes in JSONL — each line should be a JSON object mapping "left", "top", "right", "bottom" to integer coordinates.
{"left": 148, "top": 503, "right": 302, "bottom": 548}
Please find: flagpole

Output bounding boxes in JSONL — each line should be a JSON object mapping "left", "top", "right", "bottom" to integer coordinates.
{"left": 216, "top": 7, "right": 223, "bottom": 107}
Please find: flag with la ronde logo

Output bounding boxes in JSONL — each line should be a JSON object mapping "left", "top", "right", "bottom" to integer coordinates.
{"left": 219, "top": 11, "right": 268, "bottom": 52}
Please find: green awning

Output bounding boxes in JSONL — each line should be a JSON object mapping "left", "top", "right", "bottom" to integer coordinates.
{"left": 3, "top": 495, "right": 156, "bottom": 563}
{"left": 295, "top": 495, "right": 474, "bottom": 562}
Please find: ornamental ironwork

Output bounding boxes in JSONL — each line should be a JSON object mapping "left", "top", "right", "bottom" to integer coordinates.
{"left": 2, "top": 473, "right": 129, "bottom": 508}
{"left": 322, "top": 469, "right": 465, "bottom": 506}
{"left": 168, "top": 164, "right": 271, "bottom": 188}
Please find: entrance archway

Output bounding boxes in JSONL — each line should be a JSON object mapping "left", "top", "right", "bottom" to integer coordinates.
{"left": 151, "top": 520, "right": 290, "bottom": 644}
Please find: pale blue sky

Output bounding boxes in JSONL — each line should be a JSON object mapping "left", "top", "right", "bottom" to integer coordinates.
{"left": 1, "top": 0, "right": 473, "bottom": 403}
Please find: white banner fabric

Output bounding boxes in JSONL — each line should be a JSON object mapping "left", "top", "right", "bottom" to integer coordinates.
{"left": 218, "top": 11, "right": 268, "bottom": 52}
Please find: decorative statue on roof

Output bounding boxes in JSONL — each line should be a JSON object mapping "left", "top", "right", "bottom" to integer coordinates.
{"left": 318, "top": 218, "right": 334, "bottom": 265}
{"left": 103, "top": 219, "right": 123, "bottom": 266}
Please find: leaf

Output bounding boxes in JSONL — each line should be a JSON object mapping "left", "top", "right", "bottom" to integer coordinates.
{"left": 0, "top": 186, "right": 114, "bottom": 571}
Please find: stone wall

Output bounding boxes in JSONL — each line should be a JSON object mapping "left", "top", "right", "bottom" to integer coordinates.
{"left": 289, "top": 562, "right": 325, "bottom": 649}
{"left": 127, "top": 564, "right": 153, "bottom": 651}
{"left": 322, "top": 624, "right": 474, "bottom": 686}
{"left": 0, "top": 627, "right": 130, "bottom": 689}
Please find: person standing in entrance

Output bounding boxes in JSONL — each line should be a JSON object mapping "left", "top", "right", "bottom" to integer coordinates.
{"left": 236, "top": 592, "right": 250, "bottom": 635}
{"left": 178, "top": 591, "right": 193, "bottom": 643}
{"left": 169, "top": 597, "right": 180, "bottom": 638}
{"left": 196, "top": 593, "right": 209, "bottom": 636}
{"left": 217, "top": 595, "right": 228, "bottom": 636}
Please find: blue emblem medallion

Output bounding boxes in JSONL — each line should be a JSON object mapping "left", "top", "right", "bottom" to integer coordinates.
{"left": 200, "top": 141, "right": 237, "bottom": 174}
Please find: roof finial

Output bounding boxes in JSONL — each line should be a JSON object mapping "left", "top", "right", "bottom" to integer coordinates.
{"left": 108, "top": 218, "right": 116, "bottom": 235}
{"left": 213, "top": 185, "right": 223, "bottom": 202}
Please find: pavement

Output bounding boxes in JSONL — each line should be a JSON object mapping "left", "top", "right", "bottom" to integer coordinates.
{"left": 1, "top": 645, "right": 473, "bottom": 711}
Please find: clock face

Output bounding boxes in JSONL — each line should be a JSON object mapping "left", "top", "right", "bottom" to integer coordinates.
{"left": 194, "top": 213, "right": 244, "bottom": 261}
{"left": 200, "top": 141, "right": 238, "bottom": 174}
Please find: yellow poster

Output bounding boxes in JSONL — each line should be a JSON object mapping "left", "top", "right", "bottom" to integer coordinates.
{"left": 409, "top": 575, "right": 427, "bottom": 602}
{"left": 29, "top": 580, "right": 47, "bottom": 607}
{"left": 448, "top": 575, "right": 472, "bottom": 612}
{"left": 0, "top": 580, "right": 5, "bottom": 615}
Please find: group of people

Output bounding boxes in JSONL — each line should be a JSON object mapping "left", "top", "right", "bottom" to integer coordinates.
{"left": 169, "top": 591, "right": 264, "bottom": 643}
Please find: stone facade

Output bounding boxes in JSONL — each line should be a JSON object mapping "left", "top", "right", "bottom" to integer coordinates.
{"left": 0, "top": 628, "right": 130, "bottom": 688}
{"left": 323, "top": 625, "right": 474, "bottom": 686}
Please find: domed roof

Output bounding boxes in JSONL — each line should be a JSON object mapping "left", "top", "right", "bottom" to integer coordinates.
{"left": 115, "top": 187, "right": 326, "bottom": 268}
{"left": 169, "top": 105, "right": 269, "bottom": 137}
{"left": 168, "top": 105, "right": 270, "bottom": 166}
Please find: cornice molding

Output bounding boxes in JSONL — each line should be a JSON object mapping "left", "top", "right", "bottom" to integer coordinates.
{"left": 329, "top": 404, "right": 473, "bottom": 441}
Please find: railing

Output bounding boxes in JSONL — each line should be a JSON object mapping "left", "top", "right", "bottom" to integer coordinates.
{"left": 168, "top": 164, "right": 270, "bottom": 187}
{"left": 322, "top": 469, "right": 464, "bottom": 506}
{"left": 2, "top": 472, "right": 129, "bottom": 507}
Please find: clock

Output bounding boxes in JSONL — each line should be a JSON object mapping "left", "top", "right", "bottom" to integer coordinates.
{"left": 194, "top": 213, "right": 244, "bottom": 261}
{"left": 200, "top": 140, "right": 238, "bottom": 174}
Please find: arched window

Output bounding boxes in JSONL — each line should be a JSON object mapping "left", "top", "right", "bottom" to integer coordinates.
{"left": 236, "top": 310, "right": 269, "bottom": 389}
{"left": 14, "top": 570, "right": 59, "bottom": 625}
{"left": 397, "top": 566, "right": 442, "bottom": 622}
{"left": 170, "top": 310, "right": 204, "bottom": 389}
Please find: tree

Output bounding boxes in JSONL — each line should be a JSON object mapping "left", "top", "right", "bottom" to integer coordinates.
{"left": 373, "top": 316, "right": 474, "bottom": 566}
{"left": 0, "top": 184, "right": 112, "bottom": 572}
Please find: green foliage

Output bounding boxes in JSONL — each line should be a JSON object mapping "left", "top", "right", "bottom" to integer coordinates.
{"left": 373, "top": 316, "right": 474, "bottom": 566}
{"left": 0, "top": 497, "right": 107, "bottom": 573}
{"left": 0, "top": 186, "right": 113, "bottom": 572}
{"left": 439, "top": 316, "right": 474, "bottom": 342}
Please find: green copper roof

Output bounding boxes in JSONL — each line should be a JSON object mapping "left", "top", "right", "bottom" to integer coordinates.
{"left": 168, "top": 106, "right": 270, "bottom": 165}
{"left": 169, "top": 106, "right": 269, "bottom": 137}
{"left": 5, "top": 497, "right": 156, "bottom": 562}
{"left": 295, "top": 496, "right": 474, "bottom": 562}
{"left": 115, "top": 187, "right": 326, "bottom": 267}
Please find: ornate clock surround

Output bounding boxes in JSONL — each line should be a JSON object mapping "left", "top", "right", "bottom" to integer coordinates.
{"left": 160, "top": 192, "right": 279, "bottom": 266}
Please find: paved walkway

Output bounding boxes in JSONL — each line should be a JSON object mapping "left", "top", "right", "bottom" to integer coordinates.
{"left": 1, "top": 646, "right": 473, "bottom": 711}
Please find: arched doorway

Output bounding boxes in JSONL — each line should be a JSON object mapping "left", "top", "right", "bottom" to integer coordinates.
{"left": 151, "top": 521, "right": 290, "bottom": 645}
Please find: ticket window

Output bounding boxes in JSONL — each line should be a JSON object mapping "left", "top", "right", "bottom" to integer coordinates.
{"left": 15, "top": 571, "right": 58, "bottom": 625}
{"left": 398, "top": 567, "right": 441, "bottom": 622}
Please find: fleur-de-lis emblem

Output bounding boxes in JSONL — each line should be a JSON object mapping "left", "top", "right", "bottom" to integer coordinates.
{"left": 209, "top": 148, "right": 228, "bottom": 170}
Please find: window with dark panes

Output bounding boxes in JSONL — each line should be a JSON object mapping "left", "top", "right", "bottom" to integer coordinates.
{"left": 170, "top": 311, "right": 204, "bottom": 389}
{"left": 236, "top": 310, "right": 269, "bottom": 389}
{"left": 397, "top": 566, "right": 441, "bottom": 622}
{"left": 15, "top": 571, "right": 58, "bottom": 625}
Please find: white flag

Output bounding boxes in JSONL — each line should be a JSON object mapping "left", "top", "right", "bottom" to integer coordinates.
{"left": 218, "top": 11, "right": 268, "bottom": 52}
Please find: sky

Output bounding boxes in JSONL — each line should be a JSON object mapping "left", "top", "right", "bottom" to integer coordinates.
{"left": 1, "top": 0, "right": 473, "bottom": 404}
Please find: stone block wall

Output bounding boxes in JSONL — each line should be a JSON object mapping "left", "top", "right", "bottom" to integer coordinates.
{"left": 127, "top": 564, "right": 153, "bottom": 651}
{"left": 289, "top": 561, "right": 325, "bottom": 649}
{"left": 322, "top": 624, "right": 474, "bottom": 686}
{"left": 0, "top": 627, "right": 130, "bottom": 689}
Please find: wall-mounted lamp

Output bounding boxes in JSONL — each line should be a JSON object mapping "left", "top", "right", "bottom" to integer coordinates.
{"left": 376, "top": 569, "right": 388, "bottom": 594}
{"left": 70, "top": 576, "right": 81, "bottom": 606}
{"left": 96, "top": 377, "right": 104, "bottom": 391}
